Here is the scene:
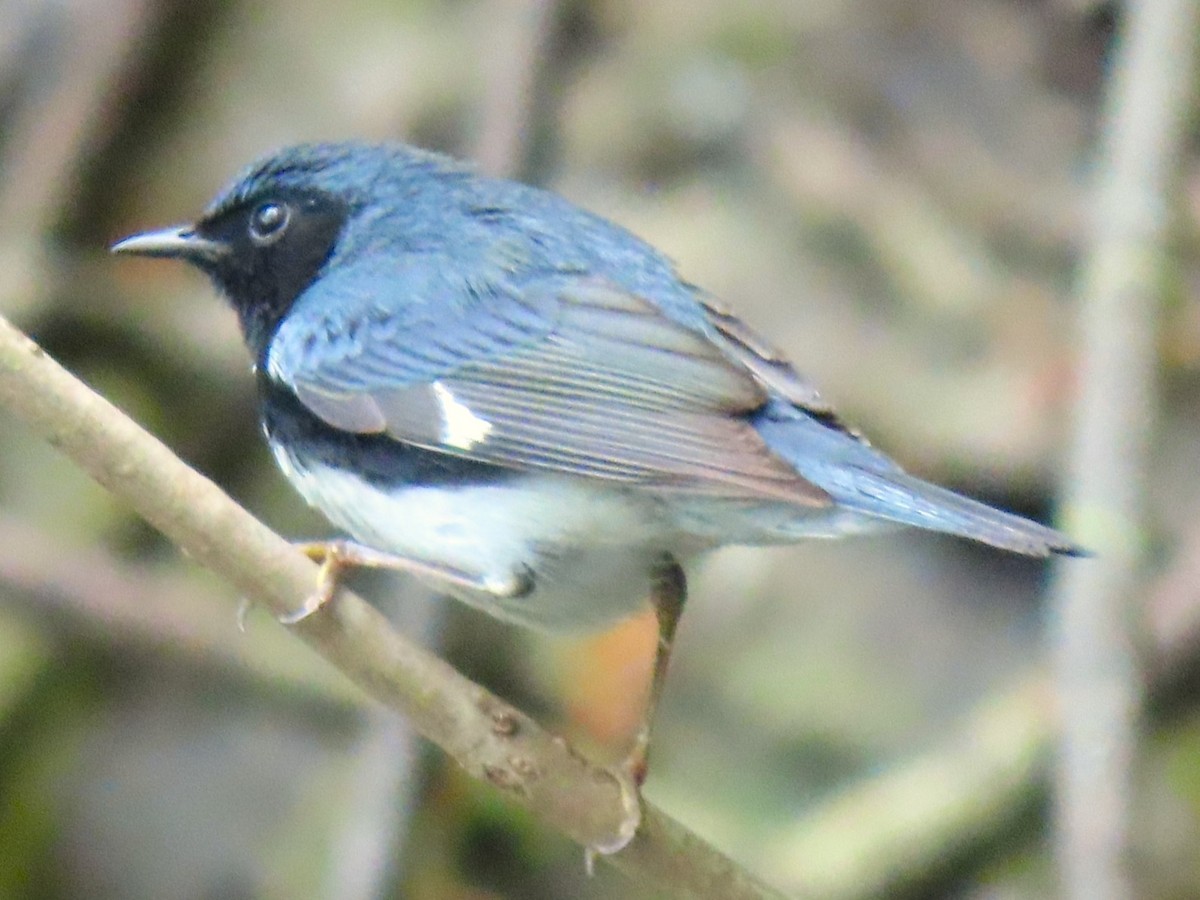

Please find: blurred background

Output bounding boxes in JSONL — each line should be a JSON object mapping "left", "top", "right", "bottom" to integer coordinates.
{"left": 0, "top": 0, "right": 1197, "bottom": 897}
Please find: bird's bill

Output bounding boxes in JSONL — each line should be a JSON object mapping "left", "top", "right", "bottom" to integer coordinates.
{"left": 111, "top": 225, "right": 226, "bottom": 263}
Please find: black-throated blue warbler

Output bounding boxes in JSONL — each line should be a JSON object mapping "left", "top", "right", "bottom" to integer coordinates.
{"left": 113, "top": 141, "right": 1082, "bottom": 848}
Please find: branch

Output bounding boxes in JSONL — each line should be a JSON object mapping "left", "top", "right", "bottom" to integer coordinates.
{"left": 472, "top": 0, "right": 564, "bottom": 182}
{"left": 1050, "top": 2, "right": 1199, "bottom": 898}
{"left": 0, "top": 314, "right": 786, "bottom": 900}
{"left": 763, "top": 496, "right": 1200, "bottom": 899}
{"left": 0, "top": 513, "right": 364, "bottom": 710}
{"left": 762, "top": 675, "right": 1052, "bottom": 899}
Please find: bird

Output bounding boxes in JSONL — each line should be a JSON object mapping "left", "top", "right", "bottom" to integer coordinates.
{"left": 113, "top": 140, "right": 1083, "bottom": 849}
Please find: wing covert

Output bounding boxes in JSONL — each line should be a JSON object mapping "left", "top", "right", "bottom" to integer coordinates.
{"left": 267, "top": 260, "right": 829, "bottom": 506}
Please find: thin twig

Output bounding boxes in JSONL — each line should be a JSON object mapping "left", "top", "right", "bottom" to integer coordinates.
{"left": 763, "top": 675, "right": 1052, "bottom": 899}
{"left": 13, "top": 368, "right": 1200, "bottom": 900}
{"left": 321, "top": 710, "right": 425, "bottom": 900}
{"left": 763, "top": 500, "right": 1200, "bottom": 899}
{"left": 1051, "top": 2, "right": 1199, "bottom": 898}
{"left": 0, "top": 314, "right": 786, "bottom": 899}
{"left": 0, "top": 0, "right": 155, "bottom": 240}
{"left": 0, "top": 0, "right": 157, "bottom": 322}
{"left": 0, "top": 512, "right": 430, "bottom": 896}
{"left": 472, "top": 0, "right": 564, "bottom": 182}
{"left": 0, "top": 513, "right": 364, "bottom": 709}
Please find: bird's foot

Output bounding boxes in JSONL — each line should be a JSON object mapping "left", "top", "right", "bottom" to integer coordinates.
{"left": 282, "top": 540, "right": 532, "bottom": 625}
{"left": 583, "top": 732, "right": 648, "bottom": 872}
{"left": 280, "top": 539, "right": 358, "bottom": 624}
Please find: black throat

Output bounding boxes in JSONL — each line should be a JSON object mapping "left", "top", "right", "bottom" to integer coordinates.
{"left": 198, "top": 193, "right": 350, "bottom": 359}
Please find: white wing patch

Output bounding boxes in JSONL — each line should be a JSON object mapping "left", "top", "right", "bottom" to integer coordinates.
{"left": 432, "top": 381, "right": 493, "bottom": 450}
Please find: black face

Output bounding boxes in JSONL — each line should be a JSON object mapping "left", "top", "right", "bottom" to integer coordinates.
{"left": 192, "top": 192, "right": 349, "bottom": 354}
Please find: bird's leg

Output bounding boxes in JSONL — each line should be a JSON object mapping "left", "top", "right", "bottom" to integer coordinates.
{"left": 627, "top": 558, "right": 687, "bottom": 785}
{"left": 281, "top": 539, "right": 531, "bottom": 625}
{"left": 589, "top": 559, "right": 687, "bottom": 860}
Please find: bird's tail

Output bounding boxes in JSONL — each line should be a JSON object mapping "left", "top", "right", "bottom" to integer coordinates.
{"left": 812, "top": 463, "right": 1085, "bottom": 557}
{"left": 753, "top": 401, "right": 1085, "bottom": 557}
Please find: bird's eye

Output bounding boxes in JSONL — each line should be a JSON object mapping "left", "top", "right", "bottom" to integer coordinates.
{"left": 248, "top": 202, "right": 291, "bottom": 244}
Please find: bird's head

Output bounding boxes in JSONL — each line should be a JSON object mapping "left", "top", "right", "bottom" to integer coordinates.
{"left": 112, "top": 141, "right": 465, "bottom": 351}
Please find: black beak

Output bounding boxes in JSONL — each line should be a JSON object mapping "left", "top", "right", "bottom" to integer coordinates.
{"left": 111, "top": 225, "right": 227, "bottom": 264}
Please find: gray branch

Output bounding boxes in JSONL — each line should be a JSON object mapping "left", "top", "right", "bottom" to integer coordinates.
{"left": 1051, "top": 2, "right": 1200, "bottom": 898}
{"left": 0, "top": 313, "right": 787, "bottom": 900}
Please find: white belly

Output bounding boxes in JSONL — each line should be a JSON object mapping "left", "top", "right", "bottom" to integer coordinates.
{"left": 271, "top": 443, "right": 685, "bottom": 631}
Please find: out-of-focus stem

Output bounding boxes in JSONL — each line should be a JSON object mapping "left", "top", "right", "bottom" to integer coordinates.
{"left": 1051, "top": 3, "right": 1199, "bottom": 898}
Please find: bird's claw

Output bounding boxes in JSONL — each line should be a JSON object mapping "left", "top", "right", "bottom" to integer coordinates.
{"left": 278, "top": 541, "right": 343, "bottom": 624}
{"left": 583, "top": 754, "right": 644, "bottom": 873}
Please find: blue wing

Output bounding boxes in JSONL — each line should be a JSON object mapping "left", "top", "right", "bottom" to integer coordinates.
{"left": 266, "top": 257, "right": 830, "bottom": 506}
